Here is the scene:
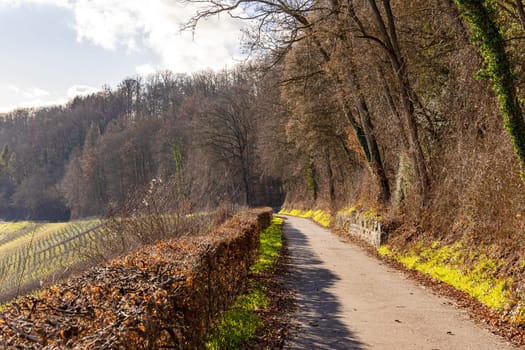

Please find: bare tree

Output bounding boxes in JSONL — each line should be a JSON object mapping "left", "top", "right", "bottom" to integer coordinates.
{"left": 196, "top": 83, "right": 255, "bottom": 206}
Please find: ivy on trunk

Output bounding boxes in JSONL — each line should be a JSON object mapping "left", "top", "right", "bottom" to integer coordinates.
{"left": 455, "top": 0, "right": 525, "bottom": 182}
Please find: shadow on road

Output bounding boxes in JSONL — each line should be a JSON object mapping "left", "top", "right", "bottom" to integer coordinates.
{"left": 284, "top": 222, "right": 366, "bottom": 350}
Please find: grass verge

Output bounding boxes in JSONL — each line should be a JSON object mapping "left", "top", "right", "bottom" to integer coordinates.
{"left": 206, "top": 217, "right": 284, "bottom": 349}
{"left": 278, "top": 208, "right": 331, "bottom": 227}
{"left": 378, "top": 242, "right": 512, "bottom": 311}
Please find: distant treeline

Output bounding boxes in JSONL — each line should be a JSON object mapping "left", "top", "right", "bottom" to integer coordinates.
{"left": 0, "top": 69, "right": 284, "bottom": 221}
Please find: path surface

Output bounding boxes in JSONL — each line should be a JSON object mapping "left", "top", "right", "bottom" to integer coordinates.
{"left": 281, "top": 215, "right": 519, "bottom": 350}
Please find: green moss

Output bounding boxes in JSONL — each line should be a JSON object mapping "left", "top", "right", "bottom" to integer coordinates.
{"left": 279, "top": 208, "right": 331, "bottom": 227}
{"left": 206, "top": 217, "right": 283, "bottom": 349}
{"left": 379, "top": 242, "right": 512, "bottom": 310}
{"left": 335, "top": 205, "right": 382, "bottom": 223}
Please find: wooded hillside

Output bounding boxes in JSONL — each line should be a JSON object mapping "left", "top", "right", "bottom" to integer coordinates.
{"left": 0, "top": 70, "right": 284, "bottom": 221}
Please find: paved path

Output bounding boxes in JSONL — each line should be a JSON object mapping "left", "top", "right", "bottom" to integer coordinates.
{"left": 281, "top": 215, "right": 519, "bottom": 350}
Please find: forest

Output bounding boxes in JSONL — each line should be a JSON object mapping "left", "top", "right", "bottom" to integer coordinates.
{"left": 2, "top": 0, "right": 525, "bottom": 249}
{"left": 0, "top": 70, "right": 284, "bottom": 221}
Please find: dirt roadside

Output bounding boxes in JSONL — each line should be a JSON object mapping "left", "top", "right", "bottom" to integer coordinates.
{"left": 281, "top": 215, "right": 520, "bottom": 350}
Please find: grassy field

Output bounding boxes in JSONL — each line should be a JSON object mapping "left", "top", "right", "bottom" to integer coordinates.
{"left": 0, "top": 219, "right": 103, "bottom": 301}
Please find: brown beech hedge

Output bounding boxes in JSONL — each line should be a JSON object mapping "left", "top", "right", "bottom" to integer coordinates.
{"left": 0, "top": 208, "right": 273, "bottom": 349}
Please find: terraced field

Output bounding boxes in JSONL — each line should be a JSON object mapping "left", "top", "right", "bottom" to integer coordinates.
{"left": 0, "top": 219, "right": 103, "bottom": 300}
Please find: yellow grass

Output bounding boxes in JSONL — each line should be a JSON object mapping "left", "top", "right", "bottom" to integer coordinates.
{"left": 278, "top": 208, "right": 332, "bottom": 227}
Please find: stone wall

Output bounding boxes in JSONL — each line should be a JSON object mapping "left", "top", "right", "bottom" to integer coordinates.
{"left": 335, "top": 211, "right": 387, "bottom": 248}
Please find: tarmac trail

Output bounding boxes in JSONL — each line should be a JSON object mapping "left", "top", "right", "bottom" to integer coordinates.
{"left": 281, "top": 215, "right": 518, "bottom": 350}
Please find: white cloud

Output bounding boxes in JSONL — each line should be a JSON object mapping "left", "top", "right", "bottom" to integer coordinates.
{"left": 1, "top": 0, "right": 248, "bottom": 72}
{"left": 0, "top": 0, "right": 69, "bottom": 7}
{"left": 7, "top": 84, "right": 20, "bottom": 94}
{"left": 69, "top": 0, "right": 247, "bottom": 72}
{"left": 0, "top": 84, "right": 98, "bottom": 113}
{"left": 8, "top": 84, "right": 51, "bottom": 98}
{"left": 31, "top": 87, "right": 50, "bottom": 97}
{"left": 67, "top": 84, "right": 100, "bottom": 99}
{"left": 136, "top": 63, "right": 157, "bottom": 77}
{"left": 0, "top": 97, "right": 68, "bottom": 113}
{"left": 70, "top": 0, "right": 142, "bottom": 51}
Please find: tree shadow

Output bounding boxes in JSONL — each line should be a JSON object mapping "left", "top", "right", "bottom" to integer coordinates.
{"left": 284, "top": 222, "right": 366, "bottom": 350}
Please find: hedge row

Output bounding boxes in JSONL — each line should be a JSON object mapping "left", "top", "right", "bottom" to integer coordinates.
{"left": 0, "top": 208, "right": 273, "bottom": 349}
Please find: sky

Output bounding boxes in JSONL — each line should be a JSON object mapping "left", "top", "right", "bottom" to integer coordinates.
{"left": 0, "top": 0, "right": 247, "bottom": 112}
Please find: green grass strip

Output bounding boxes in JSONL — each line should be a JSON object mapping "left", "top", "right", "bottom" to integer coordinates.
{"left": 205, "top": 288, "right": 268, "bottom": 350}
{"left": 251, "top": 217, "right": 283, "bottom": 274}
{"left": 206, "top": 217, "right": 284, "bottom": 350}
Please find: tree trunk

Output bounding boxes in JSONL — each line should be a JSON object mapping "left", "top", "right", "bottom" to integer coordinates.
{"left": 357, "top": 99, "right": 391, "bottom": 204}
{"left": 242, "top": 168, "right": 250, "bottom": 206}
{"left": 366, "top": 0, "right": 431, "bottom": 204}
{"left": 381, "top": 78, "right": 409, "bottom": 149}
{"left": 325, "top": 147, "right": 336, "bottom": 203}
{"left": 455, "top": 0, "right": 525, "bottom": 182}
{"left": 239, "top": 147, "right": 250, "bottom": 206}
{"left": 392, "top": 58, "right": 430, "bottom": 204}
{"left": 338, "top": 135, "right": 358, "bottom": 165}
{"left": 515, "top": 0, "right": 525, "bottom": 33}
{"left": 340, "top": 101, "right": 372, "bottom": 162}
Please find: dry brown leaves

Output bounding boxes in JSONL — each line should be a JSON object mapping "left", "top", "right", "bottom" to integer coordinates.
{"left": 0, "top": 208, "right": 272, "bottom": 350}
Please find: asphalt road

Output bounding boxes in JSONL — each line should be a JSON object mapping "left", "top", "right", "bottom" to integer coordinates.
{"left": 281, "top": 215, "right": 519, "bottom": 350}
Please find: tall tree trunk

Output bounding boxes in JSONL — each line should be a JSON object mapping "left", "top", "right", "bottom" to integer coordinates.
{"left": 340, "top": 100, "right": 371, "bottom": 162}
{"left": 516, "top": 0, "right": 525, "bottom": 33}
{"left": 333, "top": 51, "right": 391, "bottom": 204}
{"left": 242, "top": 168, "right": 250, "bottom": 206}
{"left": 345, "top": 59, "right": 391, "bottom": 204}
{"left": 391, "top": 58, "right": 430, "bottom": 204}
{"left": 240, "top": 148, "right": 250, "bottom": 206}
{"left": 365, "top": 0, "right": 431, "bottom": 204}
{"left": 340, "top": 99, "right": 391, "bottom": 204}
{"left": 455, "top": 0, "right": 525, "bottom": 182}
{"left": 381, "top": 75, "right": 409, "bottom": 149}
{"left": 325, "top": 147, "right": 336, "bottom": 203}
{"left": 357, "top": 99, "right": 391, "bottom": 203}
{"left": 338, "top": 135, "right": 358, "bottom": 165}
